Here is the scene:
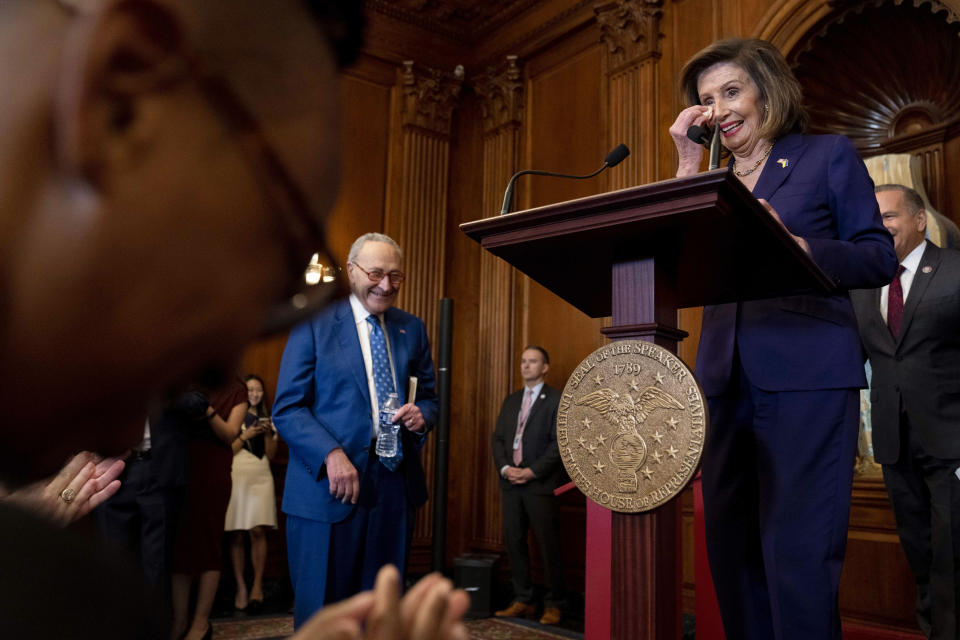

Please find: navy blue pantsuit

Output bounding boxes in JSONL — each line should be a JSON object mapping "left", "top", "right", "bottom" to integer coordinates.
{"left": 703, "top": 356, "right": 859, "bottom": 639}
{"left": 695, "top": 134, "right": 897, "bottom": 639}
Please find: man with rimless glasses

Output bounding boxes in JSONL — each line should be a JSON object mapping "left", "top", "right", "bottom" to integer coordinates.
{"left": 274, "top": 232, "right": 439, "bottom": 628}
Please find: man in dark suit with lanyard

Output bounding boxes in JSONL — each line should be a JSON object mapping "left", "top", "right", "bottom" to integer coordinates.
{"left": 492, "top": 346, "right": 566, "bottom": 625}
{"left": 851, "top": 184, "right": 960, "bottom": 640}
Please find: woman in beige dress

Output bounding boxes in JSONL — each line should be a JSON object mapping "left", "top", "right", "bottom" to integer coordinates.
{"left": 225, "top": 374, "right": 278, "bottom": 612}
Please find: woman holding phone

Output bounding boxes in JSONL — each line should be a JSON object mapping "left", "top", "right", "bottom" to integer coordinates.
{"left": 225, "top": 374, "right": 279, "bottom": 612}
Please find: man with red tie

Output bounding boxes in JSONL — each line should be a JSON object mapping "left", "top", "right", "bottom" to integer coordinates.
{"left": 491, "top": 346, "right": 566, "bottom": 625}
{"left": 851, "top": 184, "right": 960, "bottom": 640}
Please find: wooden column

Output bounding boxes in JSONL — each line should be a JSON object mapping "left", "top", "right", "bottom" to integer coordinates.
{"left": 599, "top": 257, "right": 683, "bottom": 640}
{"left": 590, "top": 5, "right": 677, "bottom": 638}
{"left": 595, "top": 0, "right": 664, "bottom": 189}
{"left": 470, "top": 56, "right": 525, "bottom": 546}
{"left": 384, "top": 60, "right": 462, "bottom": 555}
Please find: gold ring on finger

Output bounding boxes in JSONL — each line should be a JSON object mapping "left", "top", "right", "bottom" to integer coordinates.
{"left": 59, "top": 487, "right": 77, "bottom": 504}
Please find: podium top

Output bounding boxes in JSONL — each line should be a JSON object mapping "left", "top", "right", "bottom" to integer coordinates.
{"left": 460, "top": 169, "right": 834, "bottom": 318}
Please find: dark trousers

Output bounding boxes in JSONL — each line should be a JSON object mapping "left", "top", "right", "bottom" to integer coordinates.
{"left": 501, "top": 488, "right": 565, "bottom": 608}
{"left": 883, "top": 411, "right": 960, "bottom": 640}
{"left": 95, "top": 456, "right": 183, "bottom": 609}
{"left": 287, "top": 459, "right": 411, "bottom": 629}
{"left": 702, "top": 357, "right": 859, "bottom": 640}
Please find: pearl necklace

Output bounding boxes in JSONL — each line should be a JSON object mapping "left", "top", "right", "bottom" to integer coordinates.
{"left": 733, "top": 144, "right": 773, "bottom": 177}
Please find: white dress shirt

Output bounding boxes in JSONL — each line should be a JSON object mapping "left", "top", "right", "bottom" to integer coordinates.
{"left": 349, "top": 294, "right": 391, "bottom": 438}
{"left": 880, "top": 240, "right": 927, "bottom": 324}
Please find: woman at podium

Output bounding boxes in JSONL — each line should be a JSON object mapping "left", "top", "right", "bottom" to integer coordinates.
{"left": 668, "top": 38, "right": 897, "bottom": 640}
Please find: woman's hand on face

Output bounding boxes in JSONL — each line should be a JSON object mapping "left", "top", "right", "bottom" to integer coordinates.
{"left": 669, "top": 105, "right": 713, "bottom": 177}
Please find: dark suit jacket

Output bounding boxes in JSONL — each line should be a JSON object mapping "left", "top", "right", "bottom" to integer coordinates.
{"left": 274, "top": 298, "right": 438, "bottom": 523}
{"left": 492, "top": 384, "right": 565, "bottom": 495}
{"left": 851, "top": 242, "right": 960, "bottom": 463}
{"left": 148, "top": 390, "right": 208, "bottom": 488}
{"left": 695, "top": 134, "right": 898, "bottom": 394}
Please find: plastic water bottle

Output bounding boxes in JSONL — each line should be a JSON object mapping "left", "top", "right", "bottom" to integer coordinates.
{"left": 376, "top": 392, "right": 401, "bottom": 457}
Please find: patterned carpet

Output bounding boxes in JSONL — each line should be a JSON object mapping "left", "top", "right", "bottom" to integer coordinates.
{"left": 466, "top": 618, "right": 582, "bottom": 639}
{"left": 209, "top": 615, "right": 580, "bottom": 639}
{"left": 212, "top": 615, "right": 293, "bottom": 639}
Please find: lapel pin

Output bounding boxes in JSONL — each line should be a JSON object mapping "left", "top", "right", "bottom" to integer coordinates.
{"left": 399, "top": 328, "right": 406, "bottom": 334}
{"left": 922, "top": 265, "right": 932, "bottom": 274}
{"left": 540, "top": 394, "right": 546, "bottom": 400}
{"left": 777, "top": 159, "right": 788, "bottom": 168}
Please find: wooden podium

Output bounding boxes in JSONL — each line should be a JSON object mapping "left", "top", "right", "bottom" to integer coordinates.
{"left": 461, "top": 168, "right": 833, "bottom": 639}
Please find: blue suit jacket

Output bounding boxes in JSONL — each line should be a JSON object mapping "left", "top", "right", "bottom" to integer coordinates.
{"left": 695, "top": 134, "right": 897, "bottom": 395}
{"left": 273, "top": 298, "right": 438, "bottom": 523}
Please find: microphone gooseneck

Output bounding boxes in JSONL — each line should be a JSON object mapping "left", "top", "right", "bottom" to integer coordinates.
{"left": 708, "top": 124, "right": 722, "bottom": 171}
{"left": 500, "top": 143, "right": 631, "bottom": 215}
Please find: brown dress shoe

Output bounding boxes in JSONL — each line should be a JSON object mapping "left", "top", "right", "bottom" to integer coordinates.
{"left": 494, "top": 601, "right": 536, "bottom": 618}
{"left": 539, "top": 606, "right": 562, "bottom": 625}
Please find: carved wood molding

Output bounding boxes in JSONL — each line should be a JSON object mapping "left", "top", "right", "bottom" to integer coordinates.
{"left": 593, "top": 0, "right": 664, "bottom": 69}
{"left": 400, "top": 61, "right": 463, "bottom": 137}
{"left": 474, "top": 56, "right": 525, "bottom": 136}
{"left": 756, "top": 0, "right": 960, "bottom": 52}
{"left": 367, "top": 0, "right": 542, "bottom": 44}
{"left": 787, "top": 2, "right": 960, "bottom": 149}
{"left": 473, "top": 0, "right": 596, "bottom": 69}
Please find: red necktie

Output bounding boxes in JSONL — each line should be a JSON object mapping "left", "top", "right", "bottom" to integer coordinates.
{"left": 513, "top": 389, "right": 534, "bottom": 465}
{"left": 887, "top": 264, "right": 906, "bottom": 338}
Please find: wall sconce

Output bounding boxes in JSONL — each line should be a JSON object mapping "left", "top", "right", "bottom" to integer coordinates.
{"left": 305, "top": 253, "right": 322, "bottom": 285}
{"left": 305, "top": 253, "right": 340, "bottom": 285}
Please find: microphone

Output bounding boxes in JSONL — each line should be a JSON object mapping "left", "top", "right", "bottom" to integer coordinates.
{"left": 500, "top": 143, "right": 630, "bottom": 215}
{"left": 686, "top": 124, "right": 711, "bottom": 147}
{"left": 685, "top": 124, "right": 723, "bottom": 171}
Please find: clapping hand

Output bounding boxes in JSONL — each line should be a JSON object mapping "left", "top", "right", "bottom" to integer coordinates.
{"left": 292, "top": 565, "right": 469, "bottom": 640}
{"left": 2, "top": 451, "right": 124, "bottom": 526}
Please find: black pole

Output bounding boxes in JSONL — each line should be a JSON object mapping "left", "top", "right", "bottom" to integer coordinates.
{"left": 431, "top": 298, "right": 453, "bottom": 573}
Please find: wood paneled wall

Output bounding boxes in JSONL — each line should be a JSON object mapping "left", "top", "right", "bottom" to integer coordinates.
{"left": 240, "top": 0, "right": 960, "bottom": 635}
